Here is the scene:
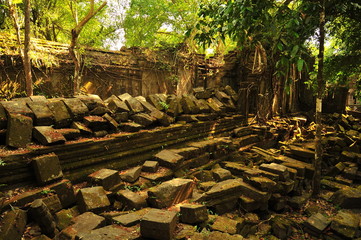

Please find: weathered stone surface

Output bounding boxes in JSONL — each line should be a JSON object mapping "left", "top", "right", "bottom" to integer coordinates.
{"left": 269, "top": 194, "right": 286, "bottom": 212}
{"left": 154, "top": 149, "right": 185, "bottom": 169}
{"left": 274, "top": 155, "right": 314, "bottom": 178}
{"left": 116, "top": 189, "right": 147, "bottom": 210}
{"left": 94, "top": 130, "right": 108, "bottom": 137}
{"left": 287, "top": 145, "right": 314, "bottom": 160}
{"left": 76, "top": 94, "right": 106, "bottom": 111}
{"left": 147, "top": 94, "right": 164, "bottom": 110}
{"left": 331, "top": 187, "right": 361, "bottom": 208}
{"left": 33, "top": 126, "right": 66, "bottom": 145}
{"left": 140, "top": 167, "right": 174, "bottom": 182}
{"left": 0, "top": 209, "right": 27, "bottom": 240}
{"left": 180, "top": 203, "right": 208, "bottom": 224}
{"left": 188, "top": 139, "right": 219, "bottom": 152}
{"left": 330, "top": 211, "right": 360, "bottom": 239}
{"left": 233, "top": 127, "right": 252, "bottom": 138}
{"left": 71, "top": 121, "right": 93, "bottom": 136}
{"left": 49, "top": 180, "right": 76, "bottom": 208}
{"left": 206, "top": 231, "right": 244, "bottom": 240}
{"left": 140, "top": 208, "right": 178, "bottom": 240}
{"left": 215, "top": 90, "right": 231, "bottom": 102}
{"left": 31, "top": 235, "right": 52, "bottom": 240}
{"left": 30, "top": 199, "right": 57, "bottom": 238}
{"left": 224, "top": 85, "right": 239, "bottom": 102}
{"left": 198, "top": 181, "right": 216, "bottom": 192}
{"left": 112, "top": 208, "right": 150, "bottom": 227}
{"left": 142, "top": 161, "right": 159, "bottom": 173}
{"left": 206, "top": 98, "right": 222, "bottom": 113}
{"left": 80, "top": 224, "right": 140, "bottom": 240}
{"left": 102, "top": 113, "right": 119, "bottom": 130}
{"left": 170, "top": 147, "right": 201, "bottom": 160}
{"left": 107, "top": 97, "right": 130, "bottom": 113}
{"left": 181, "top": 95, "right": 200, "bottom": 114}
{"left": 54, "top": 206, "right": 80, "bottom": 230}
{"left": 90, "top": 106, "right": 111, "bottom": 115}
{"left": 147, "top": 178, "right": 194, "bottom": 208}
{"left": 120, "top": 166, "right": 142, "bottom": 183}
{"left": 177, "top": 114, "right": 198, "bottom": 123}
{"left": 77, "top": 186, "right": 110, "bottom": 213}
{"left": 6, "top": 113, "right": 33, "bottom": 148}
{"left": 303, "top": 213, "right": 330, "bottom": 235}
{"left": 166, "top": 96, "right": 183, "bottom": 117}
{"left": 118, "top": 93, "right": 133, "bottom": 101}
{"left": 83, "top": 116, "right": 108, "bottom": 131}
{"left": 55, "top": 128, "right": 81, "bottom": 140}
{"left": 136, "top": 97, "right": 157, "bottom": 112}
{"left": 120, "top": 122, "right": 143, "bottom": 132}
{"left": 212, "top": 168, "right": 233, "bottom": 181}
{"left": 150, "top": 109, "right": 174, "bottom": 126}
{"left": 32, "top": 153, "right": 63, "bottom": 184}
{"left": 209, "top": 215, "right": 242, "bottom": 235}
{"left": 62, "top": 98, "right": 89, "bottom": 120}
{"left": 47, "top": 99, "right": 72, "bottom": 128}
{"left": 175, "top": 223, "right": 204, "bottom": 240}
{"left": 1, "top": 100, "right": 34, "bottom": 118}
{"left": 288, "top": 194, "right": 310, "bottom": 210}
{"left": 27, "top": 101, "right": 54, "bottom": 126}
{"left": 88, "top": 168, "right": 121, "bottom": 191}
{"left": 112, "top": 112, "right": 129, "bottom": 122}
{"left": 42, "top": 194, "right": 63, "bottom": 214}
{"left": 271, "top": 216, "right": 294, "bottom": 240}
{"left": 58, "top": 212, "right": 106, "bottom": 240}
{"left": 260, "top": 163, "right": 290, "bottom": 181}
{"left": 131, "top": 113, "right": 156, "bottom": 127}
{"left": 245, "top": 176, "right": 277, "bottom": 192}
{"left": 125, "top": 97, "right": 144, "bottom": 113}
{"left": 0, "top": 103, "right": 7, "bottom": 129}
{"left": 193, "top": 87, "right": 213, "bottom": 99}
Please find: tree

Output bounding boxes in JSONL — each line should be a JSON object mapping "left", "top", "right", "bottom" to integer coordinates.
{"left": 312, "top": 0, "right": 325, "bottom": 197}
{"left": 69, "top": 0, "right": 107, "bottom": 95}
{"left": 122, "top": 0, "right": 207, "bottom": 48}
{"left": 24, "top": 0, "right": 32, "bottom": 96}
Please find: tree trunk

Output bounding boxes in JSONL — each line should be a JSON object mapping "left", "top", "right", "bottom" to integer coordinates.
{"left": 312, "top": 0, "right": 325, "bottom": 197}
{"left": 24, "top": 0, "right": 32, "bottom": 96}
{"left": 69, "top": 0, "right": 107, "bottom": 95}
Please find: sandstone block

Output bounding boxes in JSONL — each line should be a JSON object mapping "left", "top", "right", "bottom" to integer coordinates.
{"left": 154, "top": 149, "right": 184, "bottom": 169}
{"left": 62, "top": 98, "right": 89, "bottom": 120}
{"left": 33, "top": 126, "right": 66, "bottom": 145}
{"left": 77, "top": 186, "right": 110, "bottom": 213}
{"left": 116, "top": 189, "right": 147, "bottom": 210}
{"left": 147, "top": 178, "right": 194, "bottom": 208}
{"left": 47, "top": 99, "right": 72, "bottom": 128}
{"left": 32, "top": 153, "right": 63, "bottom": 184}
{"left": 88, "top": 168, "right": 121, "bottom": 191}
{"left": 180, "top": 203, "right": 208, "bottom": 224}
{"left": 27, "top": 101, "right": 54, "bottom": 126}
{"left": 6, "top": 113, "right": 33, "bottom": 148}
{"left": 140, "top": 209, "right": 178, "bottom": 240}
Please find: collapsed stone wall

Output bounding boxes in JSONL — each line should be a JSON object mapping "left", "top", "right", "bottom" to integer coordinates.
{"left": 0, "top": 85, "right": 246, "bottom": 189}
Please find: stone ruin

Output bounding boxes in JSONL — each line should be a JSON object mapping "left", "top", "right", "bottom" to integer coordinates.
{"left": 1, "top": 85, "right": 361, "bottom": 240}
{"left": 0, "top": 86, "right": 240, "bottom": 149}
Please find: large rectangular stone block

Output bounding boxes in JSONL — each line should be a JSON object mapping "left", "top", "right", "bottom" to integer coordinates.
{"left": 140, "top": 209, "right": 178, "bottom": 240}
{"left": 6, "top": 113, "right": 33, "bottom": 148}
{"left": 32, "top": 153, "right": 63, "bottom": 184}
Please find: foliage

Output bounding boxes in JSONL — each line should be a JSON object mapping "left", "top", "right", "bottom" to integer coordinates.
{"left": 0, "top": 0, "right": 120, "bottom": 49}
{"left": 193, "top": 0, "right": 319, "bottom": 78}
{"left": 122, "top": 0, "right": 211, "bottom": 48}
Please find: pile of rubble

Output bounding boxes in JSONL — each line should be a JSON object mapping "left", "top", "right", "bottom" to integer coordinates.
{"left": 2, "top": 114, "right": 360, "bottom": 240}
{"left": 0, "top": 85, "right": 239, "bottom": 148}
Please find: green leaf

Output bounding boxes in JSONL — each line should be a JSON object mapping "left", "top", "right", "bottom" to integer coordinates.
{"left": 12, "top": 0, "right": 22, "bottom": 4}
{"left": 291, "top": 45, "right": 299, "bottom": 58}
{"left": 277, "top": 42, "right": 283, "bottom": 51}
{"left": 297, "top": 59, "right": 304, "bottom": 72}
